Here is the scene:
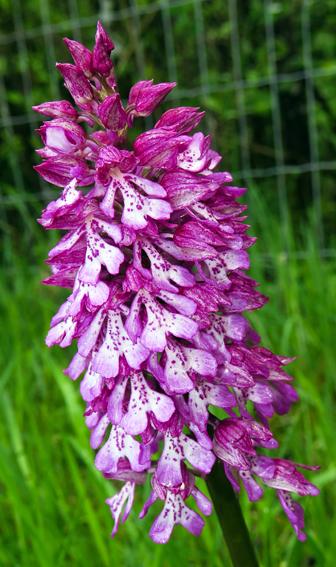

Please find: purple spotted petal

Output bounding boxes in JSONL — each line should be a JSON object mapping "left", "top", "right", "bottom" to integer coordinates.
{"left": 120, "top": 372, "right": 175, "bottom": 435}
{"left": 149, "top": 492, "right": 204, "bottom": 544}
{"left": 95, "top": 425, "right": 150, "bottom": 473}
{"left": 92, "top": 311, "right": 149, "bottom": 378}
{"left": 106, "top": 482, "right": 135, "bottom": 537}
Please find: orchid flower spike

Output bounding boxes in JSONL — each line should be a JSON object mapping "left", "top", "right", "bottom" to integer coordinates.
{"left": 34, "top": 21, "right": 319, "bottom": 544}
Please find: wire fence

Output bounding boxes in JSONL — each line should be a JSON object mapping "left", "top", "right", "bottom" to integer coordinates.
{"left": 1, "top": 0, "right": 335, "bottom": 258}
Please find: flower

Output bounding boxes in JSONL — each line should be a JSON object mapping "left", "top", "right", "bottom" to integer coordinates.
{"left": 34, "top": 21, "right": 319, "bottom": 544}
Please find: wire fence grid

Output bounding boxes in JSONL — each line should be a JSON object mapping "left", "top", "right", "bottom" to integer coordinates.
{"left": 0, "top": 0, "right": 335, "bottom": 258}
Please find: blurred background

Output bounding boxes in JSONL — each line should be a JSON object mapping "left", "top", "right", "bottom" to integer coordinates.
{"left": 0, "top": 1, "right": 335, "bottom": 566}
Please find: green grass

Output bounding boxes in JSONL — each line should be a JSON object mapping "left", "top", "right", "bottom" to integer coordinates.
{"left": 1, "top": 198, "right": 335, "bottom": 567}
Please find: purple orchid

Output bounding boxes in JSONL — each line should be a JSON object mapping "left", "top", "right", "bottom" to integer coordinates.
{"left": 34, "top": 22, "right": 319, "bottom": 544}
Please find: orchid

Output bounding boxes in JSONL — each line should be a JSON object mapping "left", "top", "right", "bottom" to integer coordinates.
{"left": 34, "top": 21, "right": 318, "bottom": 552}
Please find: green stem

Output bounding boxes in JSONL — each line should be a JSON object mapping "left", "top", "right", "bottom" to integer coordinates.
{"left": 206, "top": 462, "right": 259, "bottom": 567}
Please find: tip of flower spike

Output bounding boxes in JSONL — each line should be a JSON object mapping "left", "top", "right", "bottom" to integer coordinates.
{"left": 96, "top": 20, "right": 115, "bottom": 51}
{"left": 92, "top": 21, "right": 115, "bottom": 77}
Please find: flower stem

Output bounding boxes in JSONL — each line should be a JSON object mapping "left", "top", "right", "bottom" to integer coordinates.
{"left": 206, "top": 462, "right": 259, "bottom": 567}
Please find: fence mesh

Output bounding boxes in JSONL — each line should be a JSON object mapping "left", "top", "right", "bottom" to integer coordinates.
{"left": 1, "top": 0, "right": 335, "bottom": 258}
